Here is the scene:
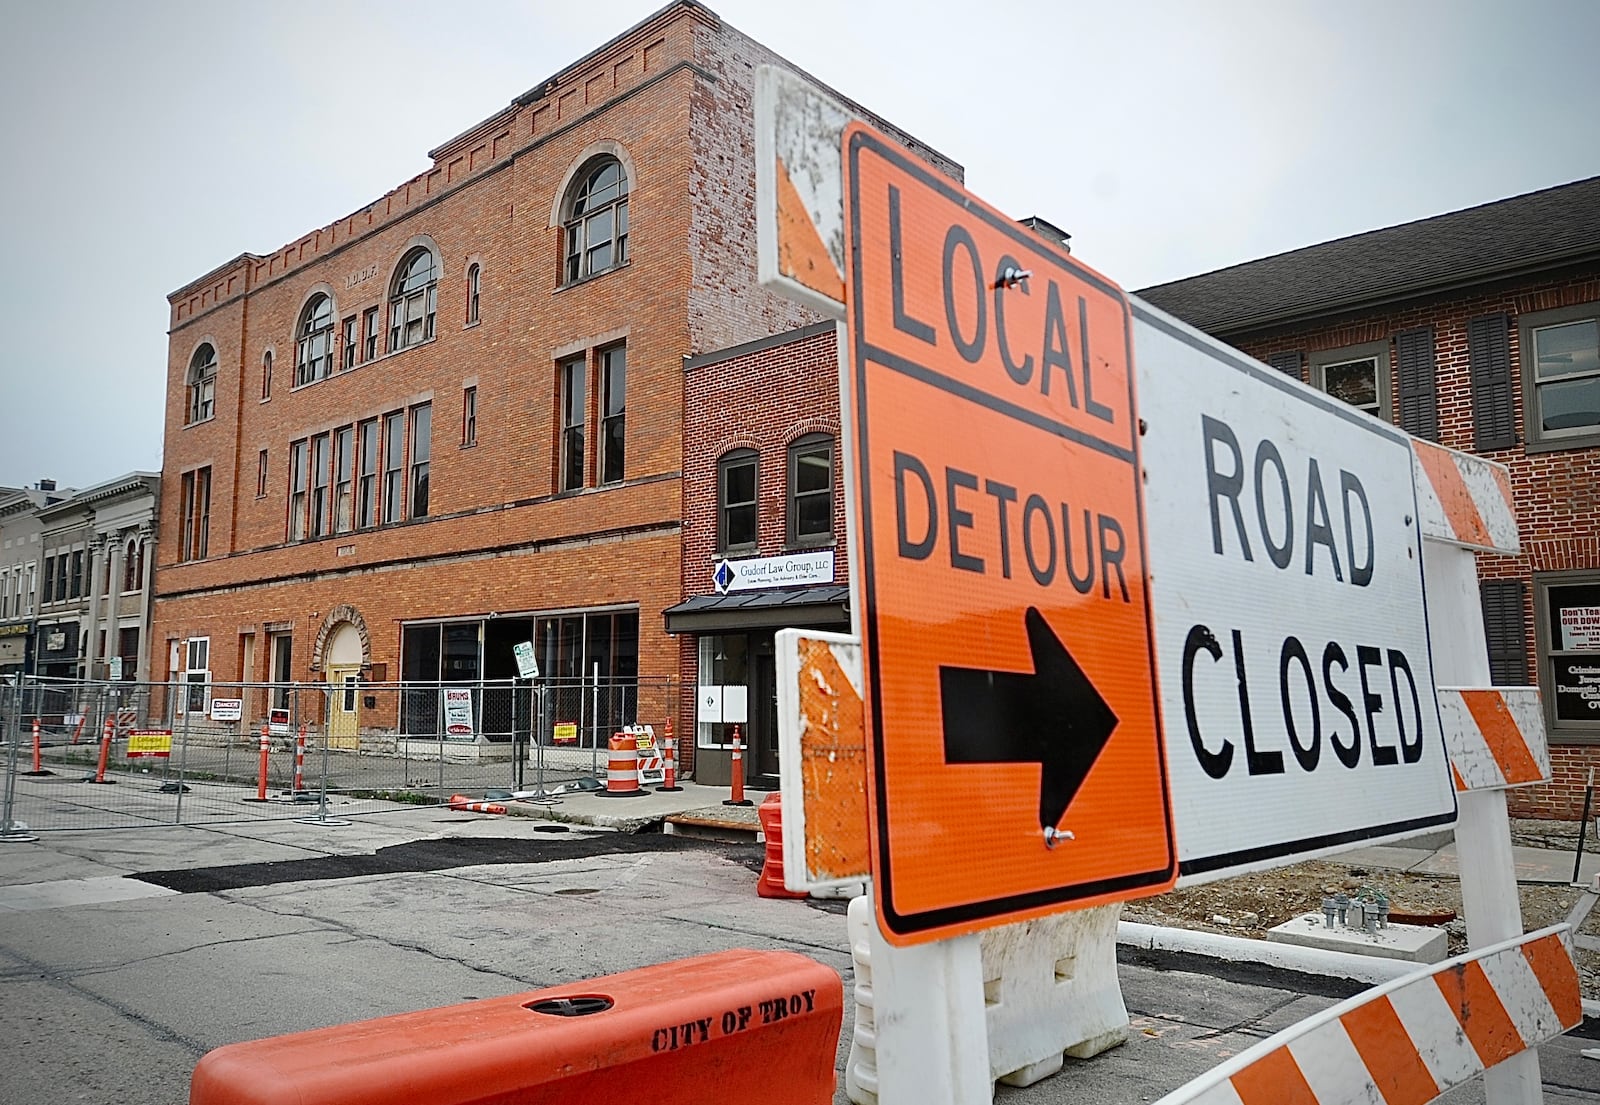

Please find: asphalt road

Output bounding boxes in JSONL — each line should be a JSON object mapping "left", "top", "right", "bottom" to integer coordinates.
{"left": 0, "top": 809, "right": 1595, "bottom": 1104}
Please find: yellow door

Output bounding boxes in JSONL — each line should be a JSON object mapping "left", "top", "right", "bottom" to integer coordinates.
{"left": 328, "top": 667, "right": 359, "bottom": 749}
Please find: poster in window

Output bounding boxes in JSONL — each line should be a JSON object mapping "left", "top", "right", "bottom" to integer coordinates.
{"left": 1559, "top": 605, "right": 1600, "bottom": 650}
{"left": 1552, "top": 655, "right": 1600, "bottom": 723}
{"left": 442, "top": 687, "right": 475, "bottom": 738}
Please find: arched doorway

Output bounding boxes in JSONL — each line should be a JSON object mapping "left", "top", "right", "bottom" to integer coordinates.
{"left": 324, "top": 622, "right": 363, "bottom": 749}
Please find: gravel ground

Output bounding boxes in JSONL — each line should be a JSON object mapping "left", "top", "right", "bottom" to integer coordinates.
{"left": 1122, "top": 819, "right": 1600, "bottom": 1000}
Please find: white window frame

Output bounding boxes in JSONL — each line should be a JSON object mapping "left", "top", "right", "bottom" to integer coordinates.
{"left": 181, "top": 636, "right": 211, "bottom": 716}
{"left": 1519, "top": 302, "right": 1600, "bottom": 452}
{"left": 1309, "top": 340, "right": 1392, "bottom": 423}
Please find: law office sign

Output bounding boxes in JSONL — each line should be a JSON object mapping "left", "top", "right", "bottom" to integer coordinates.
{"left": 713, "top": 550, "right": 835, "bottom": 594}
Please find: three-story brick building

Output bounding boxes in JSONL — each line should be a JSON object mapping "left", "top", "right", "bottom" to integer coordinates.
{"left": 152, "top": 2, "right": 952, "bottom": 755}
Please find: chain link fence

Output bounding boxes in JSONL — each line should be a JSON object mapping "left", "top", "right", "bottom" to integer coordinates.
{"left": 0, "top": 675, "right": 680, "bottom": 834}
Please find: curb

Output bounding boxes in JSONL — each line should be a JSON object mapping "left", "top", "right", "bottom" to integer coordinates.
{"left": 1117, "top": 921, "right": 1416, "bottom": 986}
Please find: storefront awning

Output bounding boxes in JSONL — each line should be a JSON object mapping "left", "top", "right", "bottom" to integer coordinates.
{"left": 663, "top": 585, "right": 850, "bottom": 634}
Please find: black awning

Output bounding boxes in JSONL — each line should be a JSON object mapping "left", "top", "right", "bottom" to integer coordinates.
{"left": 663, "top": 585, "right": 850, "bottom": 634}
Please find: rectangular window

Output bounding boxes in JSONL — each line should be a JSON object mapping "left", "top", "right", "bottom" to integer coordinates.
{"left": 410, "top": 403, "right": 431, "bottom": 519}
{"left": 600, "top": 344, "right": 625, "bottom": 484}
{"left": 1310, "top": 341, "right": 1392, "bottom": 422}
{"left": 309, "top": 433, "right": 330, "bottom": 539}
{"left": 1519, "top": 303, "right": 1600, "bottom": 450}
{"left": 560, "top": 356, "right": 586, "bottom": 491}
{"left": 1536, "top": 572, "right": 1600, "bottom": 739}
{"left": 183, "top": 636, "right": 210, "bottom": 715}
{"left": 357, "top": 419, "right": 378, "bottom": 528}
{"left": 289, "top": 440, "right": 308, "bottom": 541}
{"left": 719, "top": 452, "right": 758, "bottom": 552}
{"left": 70, "top": 550, "right": 83, "bottom": 598}
{"left": 262, "top": 351, "right": 273, "bottom": 400}
{"left": 466, "top": 264, "right": 480, "bottom": 325}
{"left": 342, "top": 316, "right": 358, "bottom": 371}
{"left": 334, "top": 426, "right": 354, "bottom": 533}
{"left": 363, "top": 307, "right": 380, "bottom": 362}
{"left": 256, "top": 449, "right": 268, "bottom": 498}
{"left": 788, "top": 436, "right": 834, "bottom": 545}
{"left": 382, "top": 411, "right": 405, "bottom": 524}
{"left": 462, "top": 386, "right": 477, "bottom": 446}
{"left": 42, "top": 556, "right": 55, "bottom": 605}
{"left": 269, "top": 632, "right": 292, "bottom": 711}
{"left": 179, "top": 467, "right": 212, "bottom": 561}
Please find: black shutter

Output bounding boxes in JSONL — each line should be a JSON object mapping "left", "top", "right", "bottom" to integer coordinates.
{"left": 1395, "top": 326, "right": 1438, "bottom": 441}
{"left": 1468, "top": 314, "right": 1516, "bottom": 450}
{"left": 1268, "top": 350, "right": 1303, "bottom": 380}
{"left": 1479, "top": 579, "right": 1528, "bottom": 686}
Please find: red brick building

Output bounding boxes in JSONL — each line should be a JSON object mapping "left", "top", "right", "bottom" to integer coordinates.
{"left": 1138, "top": 175, "right": 1600, "bottom": 818}
{"left": 667, "top": 322, "right": 848, "bottom": 785}
{"left": 151, "top": 2, "right": 951, "bottom": 756}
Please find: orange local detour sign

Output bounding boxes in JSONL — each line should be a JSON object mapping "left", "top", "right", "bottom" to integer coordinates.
{"left": 843, "top": 124, "right": 1176, "bottom": 943}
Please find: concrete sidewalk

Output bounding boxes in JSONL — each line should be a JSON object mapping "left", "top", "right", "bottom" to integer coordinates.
{"left": 1337, "top": 835, "right": 1600, "bottom": 886}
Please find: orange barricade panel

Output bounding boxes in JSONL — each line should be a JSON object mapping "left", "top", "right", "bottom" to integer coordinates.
{"left": 190, "top": 949, "right": 842, "bottom": 1105}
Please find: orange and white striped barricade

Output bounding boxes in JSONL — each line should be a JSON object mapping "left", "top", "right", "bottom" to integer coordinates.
{"left": 1150, "top": 924, "right": 1582, "bottom": 1105}
{"left": 601, "top": 733, "right": 644, "bottom": 797}
{"left": 631, "top": 724, "right": 664, "bottom": 786}
{"left": 1414, "top": 438, "right": 1553, "bottom": 1104}
{"left": 448, "top": 795, "right": 508, "bottom": 815}
{"left": 1437, "top": 687, "right": 1549, "bottom": 794}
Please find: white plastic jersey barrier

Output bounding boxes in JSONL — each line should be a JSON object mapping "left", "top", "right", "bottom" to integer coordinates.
{"left": 1151, "top": 924, "right": 1582, "bottom": 1105}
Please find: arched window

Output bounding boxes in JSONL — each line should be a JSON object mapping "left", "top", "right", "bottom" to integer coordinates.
{"left": 563, "top": 157, "right": 629, "bottom": 284}
{"left": 261, "top": 350, "right": 273, "bottom": 400}
{"left": 295, "top": 295, "right": 334, "bottom": 385}
{"left": 186, "top": 344, "right": 217, "bottom": 424}
{"left": 123, "top": 539, "right": 140, "bottom": 593}
{"left": 717, "top": 449, "right": 758, "bottom": 554}
{"left": 466, "top": 263, "right": 480, "bottom": 325}
{"left": 389, "top": 249, "right": 437, "bottom": 352}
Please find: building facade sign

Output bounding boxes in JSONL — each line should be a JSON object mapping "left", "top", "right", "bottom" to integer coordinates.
{"left": 713, "top": 550, "right": 834, "bottom": 595}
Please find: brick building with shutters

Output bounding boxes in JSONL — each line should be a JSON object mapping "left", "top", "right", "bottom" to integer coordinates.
{"left": 1138, "top": 174, "right": 1600, "bottom": 819}
{"left": 150, "top": 1, "right": 953, "bottom": 763}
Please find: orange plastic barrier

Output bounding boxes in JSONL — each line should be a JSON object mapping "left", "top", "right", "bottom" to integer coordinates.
{"left": 602, "top": 732, "right": 644, "bottom": 797}
{"left": 190, "top": 949, "right": 842, "bottom": 1105}
{"left": 757, "top": 793, "right": 806, "bottom": 899}
{"left": 448, "top": 794, "right": 508, "bottom": 814}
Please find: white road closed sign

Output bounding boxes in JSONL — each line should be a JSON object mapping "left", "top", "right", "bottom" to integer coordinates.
{"left": 1134, "top": 303, "right": 1457, "bottom": 884}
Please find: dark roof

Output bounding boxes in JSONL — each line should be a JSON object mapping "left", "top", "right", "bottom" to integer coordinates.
{"left": 663, "top": 585, "right": 849, "bottom": 634}
{"left": 1136, "top": 175, "right": 1600, "bottom": 336}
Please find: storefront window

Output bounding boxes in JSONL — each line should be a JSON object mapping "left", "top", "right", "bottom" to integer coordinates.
{"left": 697, "top": 634, "right": 749, "bottom": 749}
{"left": 1540, "top": 574, "right": 1600, "bottom": 737}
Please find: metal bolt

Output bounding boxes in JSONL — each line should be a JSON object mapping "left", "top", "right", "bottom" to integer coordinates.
{"left": 1043, "top": 826, "right": 1074, "bottom": 849}
{"left": 995, "top": 265, "right": 1032, "bottom": 290}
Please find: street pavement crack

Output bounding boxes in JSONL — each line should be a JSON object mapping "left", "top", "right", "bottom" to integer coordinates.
{"left": 1189, "top": 992, "right": 1304, "bottom": 1040}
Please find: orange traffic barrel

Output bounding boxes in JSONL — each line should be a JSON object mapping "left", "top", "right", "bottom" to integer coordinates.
{"left": 757, "top": 793, "right": 807, "bottom": 899}
{"left": 601, "top": 732, "right": 645, "bottom": 797}
{"left": 190, "top": 949, "right": 842, "bottom": 1105}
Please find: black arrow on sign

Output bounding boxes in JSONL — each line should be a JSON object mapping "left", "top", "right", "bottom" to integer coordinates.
{"left": 940, "top": 607, "right": 1118, "bottom": 837}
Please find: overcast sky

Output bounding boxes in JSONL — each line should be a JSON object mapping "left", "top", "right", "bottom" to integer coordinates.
{"left": 2, "top": 0, "right": 1597, "bottom": 491}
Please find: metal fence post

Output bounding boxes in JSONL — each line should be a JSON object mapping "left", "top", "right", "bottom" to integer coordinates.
{"left": 169, "top": 693, "right": 192, "bottom": 820}
{"left": 1, "top": 684, "right": 38, "bottom": 842}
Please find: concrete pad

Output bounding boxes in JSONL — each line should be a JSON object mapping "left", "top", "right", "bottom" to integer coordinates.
{"left": 1266, "top": 912, "right": 1448, "bottom": 963}
{"left": 1328, "top": 843, "right": 1433, "bottom": 873}
{"left": 0, "top": 874, "right": 177, "bottom": 912}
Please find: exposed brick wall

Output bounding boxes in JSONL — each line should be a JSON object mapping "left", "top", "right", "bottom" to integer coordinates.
{"left": 1231, "top": 266, "right": 1600, "bottom": 819}
{"left": 674, "top": 324, "right": 848, "bottom": 771}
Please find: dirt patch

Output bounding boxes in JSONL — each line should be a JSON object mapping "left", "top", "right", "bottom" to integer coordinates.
{"left": 1122, "top": 820, "right": 1600, "bottom": 999}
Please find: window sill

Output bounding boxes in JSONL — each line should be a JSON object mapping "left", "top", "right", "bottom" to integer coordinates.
{"left": 784, "top": 538, "right": 837, "bottom": 553}
{"left": 460, "top": 441, "right": 477, "bottom": 450}
{"left": 463, "top": 320, "right": 480, "bottom": 331}
{"left": 555, "top": 261, "right": 630, "bottom": 293}
{"left": 1523, "top": 433, "right": 1600, "bottom": 455}
{"left": 182, "top": 415, "right": 216, "bottom": 430}
{"left": 288, "top": 338, "right": 437, "bottom": 393}
{"left": 717, "top": 546, "right": 759, "bottom": 560}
